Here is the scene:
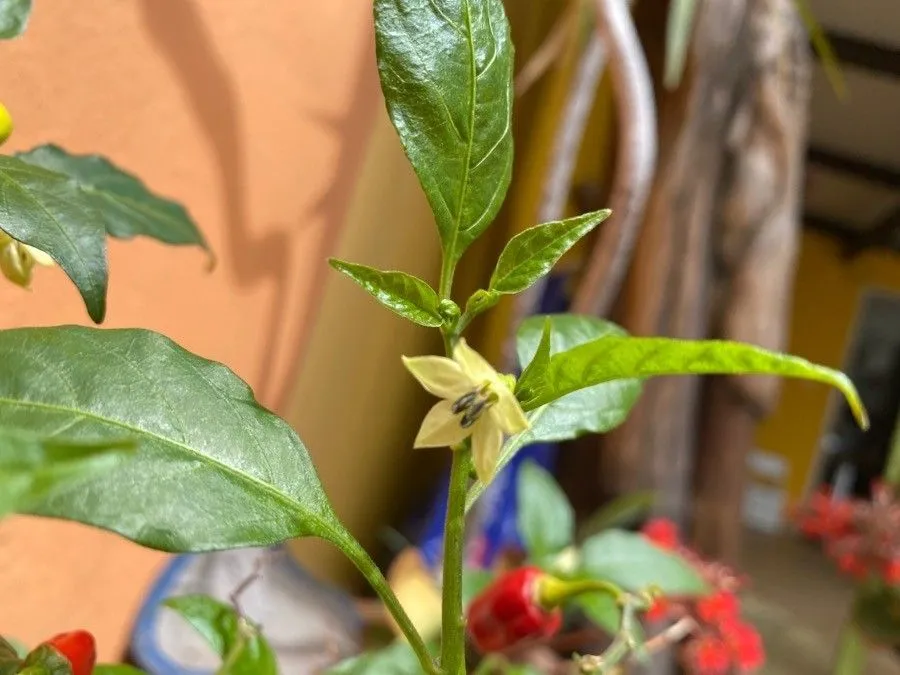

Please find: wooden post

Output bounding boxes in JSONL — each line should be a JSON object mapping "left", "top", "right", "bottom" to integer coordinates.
{"left": 693, "top": 0, "right": 811, "bottom": 562}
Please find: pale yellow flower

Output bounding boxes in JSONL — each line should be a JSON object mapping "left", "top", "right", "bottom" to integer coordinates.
{"left": 402, "top": 339, "right": 530, "bottom": 483}
{"left": 0, "top": 230, "right": 54, "bottom": 288}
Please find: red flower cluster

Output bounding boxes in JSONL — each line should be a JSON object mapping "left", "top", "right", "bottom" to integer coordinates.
{"left": 794, "top": 482, "right": 900, "bottom": 585}
{"left": 641, "top": 518, "right": 764, "bottom": 675}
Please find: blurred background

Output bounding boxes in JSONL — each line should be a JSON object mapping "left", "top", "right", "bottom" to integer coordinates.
{"left": 0, "top": 0, "right": 898, "bottom": 673}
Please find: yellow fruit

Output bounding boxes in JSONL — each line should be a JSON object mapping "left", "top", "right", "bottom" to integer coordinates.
{"left": 0, "top": 102, "right": 13, "bottom": 146}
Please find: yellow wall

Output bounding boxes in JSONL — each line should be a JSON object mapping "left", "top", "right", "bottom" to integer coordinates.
{"left": 0, "top": 0, "right": 378, "bottom": 659}
{"left": 757, "top": 230, "right": 900, "bottom": 503}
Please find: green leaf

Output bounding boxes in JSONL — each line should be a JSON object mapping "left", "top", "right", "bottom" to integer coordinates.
{"left": 165, "top": 595, "right": 277, "bottom": 675}
{"left": 462, "top": 569, "right": 494, "bottom": 609}
{"left": 578, "top": 492, "right": 656, "bottom": 540}
{"left": 328, "top": 258, "right": 442, "bottom": 327}
{"left": 521, "top": 335, "right": 869, "bottom": 429}
{"left": 795, "top": 0, "right": 847, "bottom": 100}
{"left": 0, "top": 155, "right": 108, "bottom": 322}
{"left": 575, "top": 593, "right": 621, "bottom": 635}
{"left": 17, "top": 145, "right": 208, "bottom": 251}
{"left": 515, "top": 315, "right": 643, "bottom": 441}
{"left": 480, "top": 316, "right": 642, "bottom": 500}
{"left": 0, "top": 428, "right": 136, "bottom": 517}
{"left": 0, "top": 0, "right": 31, "bottom": 39}
{"left": 326, "top": 642, "right": 422, "bottom": 675}
{"left": 580, "top": 530, "right": 708, "bottom": 596}
{"left": 663, "top": 0, "right": 697, "bottom": 90}
{"left": 490, "top": 211, "right": 610, "bottom": 294}
{"left": 0, "top": 636, "right": 22, "bottom": 675}
{"left": 514, "top": 318, "right": 551, "bottom": 402}
{"left": 374, "top": 0, "right": 514, "bottom": 263}
{"left": 0, "top": 326, "right": 345, "bottom": 552}
{"left": 517, "top": 461, "right": 573, "bottom": 559}
{"left": 93, "top": 667, "right": 148, "bottom": 675}
{"left": 466, "top": 315, "right": 642, "bottom": 511}
{"left": 21, "top": 645, "right": 72, "bottom": 675}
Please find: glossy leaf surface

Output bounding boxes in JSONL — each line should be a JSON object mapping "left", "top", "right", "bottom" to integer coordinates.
{"left": 374, "top": 0, "right": 514, "bottom": 262}
{"left": 17, "top": 145, "right": 207, "bottom": 249}
{"left": 489, "top": 211, "right": 609, "bottom": 294}
{"left": 0, "top": 428, "right": 135, "bottom": 517}
{"left": 466, "top": 315, "right": 642, "bottom": 510}
{"left": 0, "top": 156, "right": 108, "bottom": 321}
{"left": 329, "top": 258, "right": 442, "bottom": 327}
{"left": 521, "top": 335, "right": 868, "bottom": 429}
{"left": 0, "top": 326, "right": 344, "bottom": 552}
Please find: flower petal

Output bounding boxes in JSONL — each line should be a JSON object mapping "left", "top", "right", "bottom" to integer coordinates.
{"left": 402, "top": 355, "right": 472, "bottom": 399}
{"left": 24, "top": 244, "right": 54, "bottom": 267}
{"left": 491, "top": 387, "right": 530, "bottom": 435}
{"left": 453, "top": 339, "right": 498, "bottom": 385}
{"left": 414, "top": 400, "right": 471, "bottom": 448}
{"left": 471, "top": 419, "right": 503, "bottom": 484}
{"left": 0, "top": 242, "right": 32, "bottom": 288}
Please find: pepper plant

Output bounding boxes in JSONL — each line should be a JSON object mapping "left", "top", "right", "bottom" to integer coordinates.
{"left": 0, "top": 0, "right": 869, "bottom": 673}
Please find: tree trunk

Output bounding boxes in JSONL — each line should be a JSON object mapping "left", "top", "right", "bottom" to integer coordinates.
{"left": 692, "top": 0, "right": 811, "bottom": 562}
{"left": 587, "top": 0, "right": 810, "bottom": 565}
{"left": 599, "top": 0, "right": 755, "bottom": 530}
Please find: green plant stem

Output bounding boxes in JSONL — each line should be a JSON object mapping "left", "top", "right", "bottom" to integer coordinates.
{"left": 885, "top": 408, "right": 900, "bottom": 485}
{"left": 439, "top": 256, "right": 455, "bottom": 300}
{"left": 439, "top": 256, "right": 458, "bottom": 353}
{"left": 539, "top": 576, "right": 625, "bottom": 608}
{"left": 341, "top": 537, "right": 439, "bottom": 675}
{"left": 440, "top": 444, "right": 471, "bottom": 674}
{"left": 833, "top": 618, "right": 865, "bottom": 675}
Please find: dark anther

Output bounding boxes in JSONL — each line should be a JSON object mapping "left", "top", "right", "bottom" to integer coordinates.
{"left": 452, "top": 390, "right": 478, "bottom": 414}
{"left": 460, "top": 399, "right": 489, "bottom": 428}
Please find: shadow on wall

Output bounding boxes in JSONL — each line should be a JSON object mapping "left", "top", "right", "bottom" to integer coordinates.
{"left": 138, "top": 0, "right": 379, "bottom": 407}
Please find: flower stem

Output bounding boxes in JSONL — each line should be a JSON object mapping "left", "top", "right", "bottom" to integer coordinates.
{"left": 833, "top": 617, "right": 865, "bottom": 675}
{"left": 538, "top": 576, "right": 626, "bottom": 608}
{"left": 440, "top": 443, "right": 471, "bottom": 674}
{"left": 341, "top": 536, "right": 439, "bottom": 675}
{"left": 438, "top": 256, "right": 455, "bottom": 300}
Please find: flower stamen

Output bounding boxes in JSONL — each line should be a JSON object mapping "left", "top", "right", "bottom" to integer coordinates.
{"left": 452, "top": 384, "right": 498, "bottom": 429}
{"left": 451, "top": 391, "right": 478, "bottom": 415}
{"left": 460, "top": 398, "right": 491, "bottom": 428}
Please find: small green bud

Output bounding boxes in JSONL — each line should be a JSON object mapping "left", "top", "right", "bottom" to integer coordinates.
{"left": 438, "top": 299, "right": 461, "bottom": 325}
{"left": 465, "top": 289, "right": 500, "bottom": 316}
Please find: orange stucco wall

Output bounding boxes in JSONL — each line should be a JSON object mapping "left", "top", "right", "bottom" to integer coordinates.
{"left": 0, "top": 1, "right": 378, "bottom": 659}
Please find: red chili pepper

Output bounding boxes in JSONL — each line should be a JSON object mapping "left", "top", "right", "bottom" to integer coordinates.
{"left": 42, "top": 630, "right": 96, "bottom": 675}
{"left": 466, "top": 566, "right": 562, "bottom": 653}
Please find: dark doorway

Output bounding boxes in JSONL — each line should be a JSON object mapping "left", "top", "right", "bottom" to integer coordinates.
{"left": 816, "top": 292, "right": 900, "bottom": 500}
